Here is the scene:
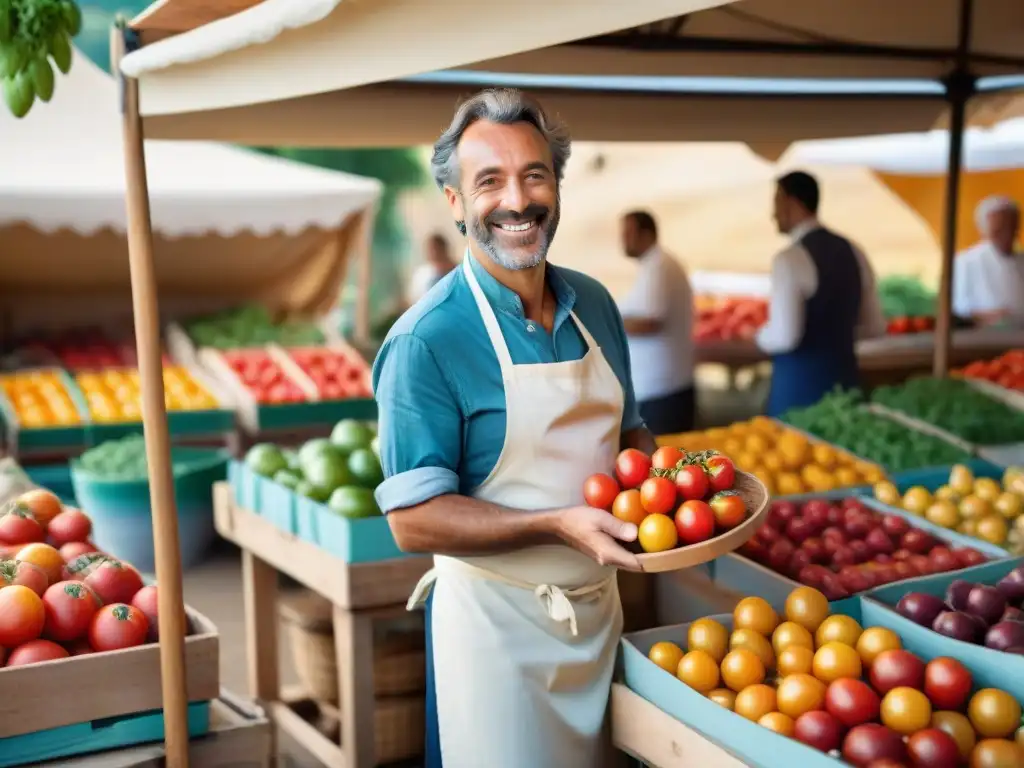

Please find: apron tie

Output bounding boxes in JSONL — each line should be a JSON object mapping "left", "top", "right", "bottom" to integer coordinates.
{"left": 407, "top": 568, "right": 438, "bottom": 611}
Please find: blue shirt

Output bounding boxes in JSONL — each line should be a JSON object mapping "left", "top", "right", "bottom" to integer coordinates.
{"left": 372, "top": 254, "right": 643, "bottom": 514}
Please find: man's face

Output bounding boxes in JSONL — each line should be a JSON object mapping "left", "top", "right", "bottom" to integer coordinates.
{"left": 988, "top": 208, "right": 1020, "bottom": 256}
{"left": 772, "top": 185, "right": 793, "bottom": 235}
{"left": 445, "top": 120, "right": 560, "bottom": 271}
{"left": 621, "top": 216, "right": 643, "bottom": 259}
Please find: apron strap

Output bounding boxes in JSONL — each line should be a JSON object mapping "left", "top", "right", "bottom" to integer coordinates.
{"left": 462, "top": 257, "right": 514, "bottom": 374}
{"left": 568, "top": 309, "right": 601, "bottom": 353}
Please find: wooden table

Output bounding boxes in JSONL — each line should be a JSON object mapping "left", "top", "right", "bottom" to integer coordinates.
{"left": 212, "top": 483, "right": 431, "bottom": 767}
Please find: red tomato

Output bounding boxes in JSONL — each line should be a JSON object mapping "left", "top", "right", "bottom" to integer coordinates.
{"left": 46, "top": 509, "right": 93, "bottom": 547}
{"left": 583, "top": 473, "right": 620, "bottom": 511}
{"left": 674, "top": 500, "right": 715, "bottom": 545}
{"left": 825, "top": 678, "right": 881, "bottom": 728}
{"left": 0, "top": 507, "right": 45, "bottom": 546}
{"left": 59, "top": 541, "right": 98, "bottom": 562}
{"left": 674, "top": 465, "right": 710, "bottom": 501}
{"left": 6, "top": 638, "right": 69, "bottom": 666}
{"left": 705, "top": 455, "right": 736, "bottom": 493}
{"left": 43, "top": 581, "right": 100, "bottom": 642}
{"left": 640, "top": 477, "right": 677, "bottom": 515}
{"left": 710, "top": 491, "right": 747, "bottom": 529}
{"left": 66, "top": 640, "right": 94, "bottom": 656}
{"left": 15, "top": 490, "right": 64, "bottom": 530}
{"left": 0, "top": 559, "right": 48, "bottom": 597}
{"left": 61, "top": 552, "right": 111, "bottom": 582}
{"left": 84, "top": 559, "right": 144, "bottom": 606}
{"left": 0, "top": 584, "right": 45, "bottom": 647}
{"left": 89, "top": 603, "right": 149, "bottom": 651}
{"left": 131, "top": 585, "right": 161, "bottom": 641}
{"left": 615, "top": 449, "right": 652, "bottom": 489}
{"left": 923, "top": 657, "right": 973, "bottom": 711}
{"left": 651, "top": 446, "right": 684, "bottom": 471}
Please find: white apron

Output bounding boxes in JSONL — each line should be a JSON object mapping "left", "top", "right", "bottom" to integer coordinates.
{"left": 408, "top": 257, "right": 626, "bottom": 768}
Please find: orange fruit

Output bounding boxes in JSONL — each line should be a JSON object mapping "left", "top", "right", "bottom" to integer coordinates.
{"left": 772, "top": 621, "right": 814, "bottom": 655}
{"left": 730, "top": 628, "right": 775, "bottom": 670}
{"left": 759, "top": 711, "right": 796, "bottom": 737}
{"left": 676, "top": 650, "right": 720, "bottom": 694}
{"left": 733, "top": 596, "right": 779, "bottom": 636}
{"left": 707, "top": 688, "right": 736, "bottom": 710}
{"left": 637, "top": 513, "right": 678, "bottom": 553}
{"left": 815, "top": 615, "right": 863, "bottom": 648}
{"left": 777, "top": 645, "right": 815, "bottom": 677}
{"left": 16, "top": 543, "right": 63, "bottom": 585}
{"left": 647, "top": 641, "right": 685, "bottom": 674}
{"left": 612, "top": 490, "right": 647, "bottom": 527}
{"left": 856, "top": 627, "right": 902, "bottom": 667}
{"left": 721, "top": 648, "right": 765, "bottom": 692}
{"left": 687, "top": 618, "right": 729, "bottom": 663}
{"left": 813, "top": 641, "right": 863, "bottom": 684}
{"left": 735, "top": 684, "right": 777, "bottom": 722}
{"left": 785, "top": 587, "right": 830, "bottom": 632}
{"left": 777, "top": 673, "right": 826, "bottom": 719}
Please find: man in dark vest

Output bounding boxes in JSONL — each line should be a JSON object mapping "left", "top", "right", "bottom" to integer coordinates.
{"left": 756, "top": 171, "right": 886, "bottom": 416}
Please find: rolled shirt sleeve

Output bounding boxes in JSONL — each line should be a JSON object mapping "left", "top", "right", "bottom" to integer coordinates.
{"left": 372, "top": 333, "right": 463, "bottom": 513}
{"left": 756, "top": 247, "right": 810, "bottom": 355}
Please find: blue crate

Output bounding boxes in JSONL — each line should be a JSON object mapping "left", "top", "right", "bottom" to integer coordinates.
{"left": 295, "top": 496, "right": 321, "bottom": 542}
{"left": 258, "top": 475, "right": 298, "bottom": 534}
{"left": 886, "top": 459, "right": 1003, "bottom": 494}
{"left": 315, "top": 503, "right": 405, "bottom": 563}
{"left": 857, "top": 497, "right": 1012, "bottom": 558}
{"left": 0, "top": 701, "right": 209, "bottom": 767}
{"left": 228, "top": 459, "right": 260, "bottom": 512}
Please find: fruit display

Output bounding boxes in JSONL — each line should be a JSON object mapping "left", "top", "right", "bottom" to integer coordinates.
{"left": 646, "top": 585, "right": 1024, "bottom": 766}
{"left": 872, "top": 465, "right": 1024, "bottom": 552}
{"left": 783, "top": 390, "right": 972, "bottom": 473}
{"left": 244, "top": 418, "right": 382, "bottom": 516}
{"left": 693, "top": 297, "right": 768, "bottom": 343}
{"left": 0, "top": 0, "right": 81, "bottom": 119}
{"left": 220, "top": 349, "right": 307, "bottom": 405}
{"left": 0, "top": 488, "right": 163, "bottom": 665}
{"left": 958, "top": 351, "right": 1024, "bottom": 392}
{"left": 583, "top": 447, "right": 750, "bottom": 554}
{"left": 184, "top": 305, "right": 325, "bottom": 350}
{"left": 74, "top": 366, "right": 219, "bottom": 423}
{"left": 872, "top": 378, "right": 1024, "bottom": 446}
{"left": 890, "top": 566, "right": 1024, "bottom": 654}
{"left": 664, "top": 416, "right": 886, "bottom": 496}
{"left": 13, "top": 328, "right": 173, "bottom": 371}
{"left": 284, "top": 347, "right": 372, "bottom": 400}
{"left": 0, "top": 369, "right": 83, "bottom": 428}
{"left": 736, "top": 497, "right": 991, "bottom": 599}
{"left": 878, "top": 275, "right": 937, "bottom": 321}
{"left": 886, "top": 316, "right": 936, "bottom": 335}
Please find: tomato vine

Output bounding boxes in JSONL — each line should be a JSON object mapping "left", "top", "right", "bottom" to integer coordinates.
{"left": 0, "top": 0, "right": 81, "bottom": 117}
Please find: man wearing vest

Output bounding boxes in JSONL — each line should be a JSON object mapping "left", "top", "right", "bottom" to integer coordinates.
{"left": 757, "top": 171, "right": 886, "bottom": 417}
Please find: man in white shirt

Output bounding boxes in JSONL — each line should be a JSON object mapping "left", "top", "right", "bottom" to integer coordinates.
{"left": 952, "top": 195, "right": 1024, "bottom": 327}
{"left": 617, "top": 210, "right": 696, "bottom": 435}
{"left": 757, "top": 171, "right": 886, "bottom": 416}
{"left": 407, "top": 233, "right": 456, "bottom": 305}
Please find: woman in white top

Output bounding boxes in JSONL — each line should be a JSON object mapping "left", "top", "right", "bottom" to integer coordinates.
{"left": 952, "top": 195, "right": 1024, "bottom": 327}
{"left": 407, "top": 233, "right": 457, "bottom": 305}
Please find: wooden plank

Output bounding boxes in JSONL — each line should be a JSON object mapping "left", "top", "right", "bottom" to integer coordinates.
{"left": 242, "top": 550, "right": 280, "bottom": 702}
{"left": 271, "top": 700, "right": 347, "bottom": 767}
{"left": 334, "top": 607, "right": 376, "bottom": 767}
{"left": 130, "top": 0, "right": 264, "bottom": 33}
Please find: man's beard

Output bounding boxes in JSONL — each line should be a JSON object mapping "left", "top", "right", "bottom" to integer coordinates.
{"left": 467, "top": 198, "right": 560, "bottom": 271}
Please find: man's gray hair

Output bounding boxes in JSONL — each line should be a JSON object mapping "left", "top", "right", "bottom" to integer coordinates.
{"left": 975, "top": 194, "right": 1020, "bottom": 237}
{"left": 430, "top": 88, "right": 572, "bottom": 190}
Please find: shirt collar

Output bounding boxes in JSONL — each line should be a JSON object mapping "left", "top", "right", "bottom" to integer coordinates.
{"left": 466, "top": 249, "right": 576, "bottom": 320}
{"left": 638, "top": 243, "right": 662, "bottom": 262}
{"left": 789, "top": 218, "right": 821, "bottom": 244}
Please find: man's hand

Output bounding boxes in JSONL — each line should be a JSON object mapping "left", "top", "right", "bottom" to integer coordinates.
{"left": 554, "top": 506, "right": 642, "bottom": 572}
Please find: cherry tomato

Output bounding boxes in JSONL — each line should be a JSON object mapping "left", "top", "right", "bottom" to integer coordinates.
{"left": 612, "top": 490, "right": 647, "bottom": 527}
{"left": 89, "top": 603, "right": 149, "bottom": 651}
{"left": 924, "top": 657, "right": 973, "bottom": 711}
{"left": 777, "top": 673, "right": 826, "bottom": 719}
{"left": 674, "top": 500, "right": 715, "bottom": 545}
{"left": 131, "top": 585, "right": 163, "bottom": 641}
{"left": 969, "top": 739, "right": 1023, "bottom": 768}
{"left": 932, "top": 711, "right": 977, "bottom": 761}
{"left": 640, "top": 477, "right": 677, "bottom": 515}
{"left": 794, "top": 710, "right": 844, "bottom": 753}
{"left": 0, "top": 506, "right": 44, "bottom": 546}
{"left": 674, "top": 465, "right": 709, "bottom": 501}
{"left": 881, "top": 686, "right": 932, "bottom": 735}
{"left": 615, "top": 449, "right": 651, "bottom": 489}
{"left": 583, "top": 473, "right": 619, "bottom": 510}
{"left": 651, "top": 446, "right": 684, "bottom": 471}
{"left": 84, "top": 558, "right": 144, "bottom": 605}
{"left": 705, "top": 454, "right": 736, "bottom": 492}
{"left": 825, "top": 678, "right": 881, "bottom": 728}
{"left": 0, "top": 559, "right": 48, "bottom": 596}
{"left": 13, "top": 490, "right": 63, "bottom": 530}
{"left": 6, "top": 638, "right": 69, "bottom": 666}
{"left": 637, "top": 513, "right": 678, "bottom": 553}
{"left": 906, "top": 728, "right": 961, "bottom": 768}
{"left": 17, "top": 542, "right": 64, "bottom": 585}
{"left": 62, "top": 552, "right": 111, "bottom": 581}
{"left": 968, "top": 689, "right": 1022, "bottom": 740}
{"left": 43, "top": 580, "right": 100, "bottom": 642}
{"left": 0, "top": 584, "right": 45, "bottom": 647}
{"left": 46, "top": 509, "right": 92, "bottom": 547}
{"left": 709, "top": 491, "right": 746, "bottom": 529}
{"left": 59, "top": 541, "right": 98, "bottom": 562}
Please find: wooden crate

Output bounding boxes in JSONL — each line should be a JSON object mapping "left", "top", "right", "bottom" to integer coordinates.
{"left": 0, "top": 607, "right": 219, "bottom": 739}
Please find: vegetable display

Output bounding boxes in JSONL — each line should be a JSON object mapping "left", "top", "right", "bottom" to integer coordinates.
{"left": 648, "top": 584, "right": 1024, "bottom": 766}
{"left": 871, "top": 378, "right": 1024, "bottom": 446}
{"left": 693, "top": 297, "right": 768, "bottom": 343}
{"left": 221, "top": 350, "right": 307, "bottom": 405}
{"left": 184, "top": 305, "right": 324, "bottom": 350}
{"left": 782, "top": 390, "right": 971, "bottom": 473}
{"left": 244, "top": 418, "right": 382, "bottom": 518}
{"left": 0, "top": 369, "right": 82, "bottom": 428}
{"left": 877, "top": 275, "right": 937, "bottom": 320}
{"left": 0, "top": 0, "right": 80, "bottom": 118}
{"left": 872, "top": 465, "right": 1024, "bottom": 552}
{"left": 737, "top": 496, "right": 990, "bottom": 599}
{"left": 75, "top": 367, "right": 218, "bottom": 423}
{"left": 664, "top": 416, "right": 885, "bottom": 497}
{"left": 286, "top": 347, "right": 371, "bottom": 400}
{"left": 583, "top": 447, "right": 747, "bottom": 554}
{"left": 0, "top": 488, "right": 162, "bottom": 664}
{"left": 957, "top": 351, "right": 1024, "bottom": 392}
{"left": 76, "top": 434, "right": 220, "bottom": 481}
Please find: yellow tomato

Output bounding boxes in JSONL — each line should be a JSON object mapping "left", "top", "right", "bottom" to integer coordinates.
{"left": 762, "top": 452, "right": 784, "bottom": 472}
{"left": 974, "top": 478, "right": 1003, "bottom": 503}
{"left": 735, "top": 452, "right": 758, "bottom": 472}
{"left": 949, "top": 464, "right": 975, "bottom": 496}
{"left": 976, "top": 515, "right": 1009, "bottom": 546}
{"left": 860, "top": 466, "right": 886, "bottom": 484}
{"left": 961, "top": 495, "right": 993, "bottom": 520}
{"left": 994, "top": 492, "right": 1023, "bottom": 520}
{"left": 812, "top": 444, "right": 837, "bottom": 469}
{"left": 903, "top": 487, "right": 933, "bottom": 515}
{"left": 776, "top": 473, "right": 804, "bottom": 496}
{"left": 834, "top": 467, "right": 860, "bottom": 488}
{"left": 925, "top": 500, "right": 961, "bottom": 530}
{"left": 874, "top": 481, "right": 901, "bottom": 506}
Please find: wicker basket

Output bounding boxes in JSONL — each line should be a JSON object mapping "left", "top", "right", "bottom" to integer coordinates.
{"left": 313, "top": 695, "right": 426, "bottom": 764}
{"left": 280, "top": 591, "right": 427, "bottom": 703}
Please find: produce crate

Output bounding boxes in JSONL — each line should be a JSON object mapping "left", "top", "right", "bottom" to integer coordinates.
{"left": 619, "top": 596, "right": 1023, "bottom": 768}
{"left": 0, "top": 607, "right": 219, "bottom": 740}
{"left": 228, "top": 460, "right": 404, "bottom": 564}
{"left": 0, "top": 368, "right": 90, "bottom": 457}
{"left": 884, "top": 458, "right": 1004, "bottom": 493}
{"left": 862, "top": 557, "right": 1024, "bottom": 694}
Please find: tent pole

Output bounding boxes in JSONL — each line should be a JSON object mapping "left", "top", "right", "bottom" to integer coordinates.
{"left": 933, "top": 0, "right": 974, "bottom": 377}
{"left": 111, "top": 26, "right": 191, "bottom": 767}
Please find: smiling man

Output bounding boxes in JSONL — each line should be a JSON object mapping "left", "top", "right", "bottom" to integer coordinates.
{"left": 372, "top": 88, "right": 656, "bottom": 767}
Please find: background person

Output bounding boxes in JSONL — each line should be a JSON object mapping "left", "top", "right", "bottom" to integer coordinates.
{"left": 953, "top": 195, "right": 1024, "bottom": 327}
{"left": 757, "top": 170, "right": 886, "bottom": 416}
{"left": 406, "top": 233, "right": 457, "bottom": 305}
{"left": 617, "top": 210, "right": 696, "bottom": 435}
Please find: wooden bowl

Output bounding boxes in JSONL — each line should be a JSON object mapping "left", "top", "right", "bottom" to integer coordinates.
{"left": 636, "top": 470, "right": 771, "bottom": 573}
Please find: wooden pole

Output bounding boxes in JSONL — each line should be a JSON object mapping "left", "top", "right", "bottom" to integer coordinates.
{"left": 111, "top": 26, "right": 191, "bottom": 767}
{"left": 933, "top": 0, "right": 975, "bottom": 377}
